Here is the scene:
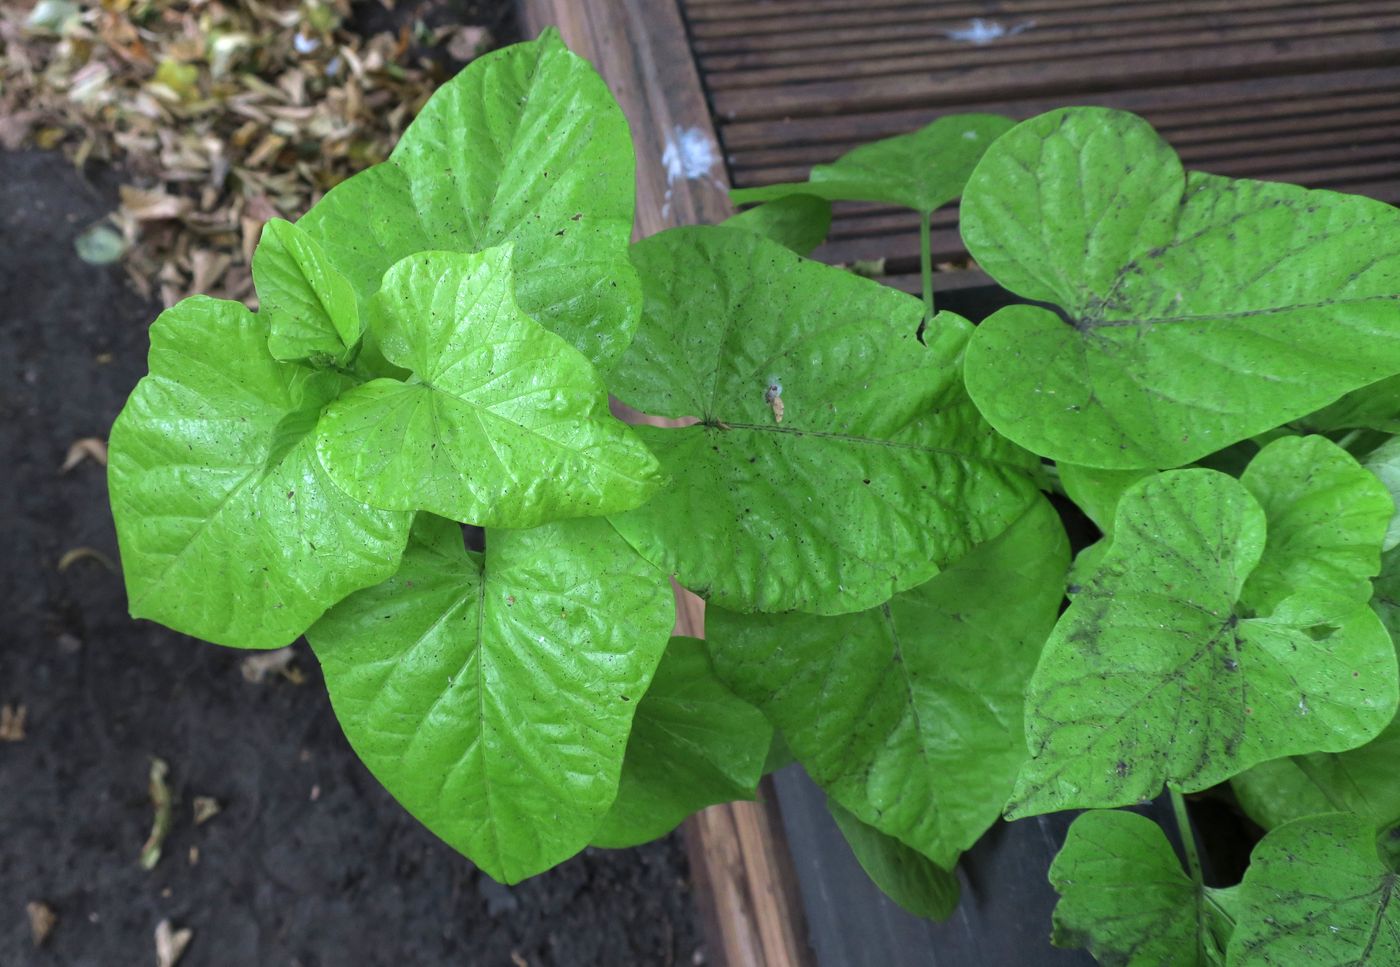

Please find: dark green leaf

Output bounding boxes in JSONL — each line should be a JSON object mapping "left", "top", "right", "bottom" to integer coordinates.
{"left": 1229, "top": 812, "right": 1400, "bottom": 964}
{"left": 1050, "top": 810, "right": 1233, "bottom": 965}
{"left": 828, "top": 799, "right": 960, "bottom": 922}
{"left": 1012, "top": 439, "right": 1397, "bottom": 818}
{"left": 721, "top": 194, "right": 832, "bottom": 255}
{"left": 961, "top": 107, "right": 1400, "bottom": 469}
{"left": 730, "top": 114, "right": 1015, "bottom": 214}
{"left": 592, "top": 636, "right": 771, "bottom": 849}
{"left": 706, "top": 498, "right": 1068, "bottom": 866}
{"left": 610, "top": 226, "right": 1039, "bottom": 615}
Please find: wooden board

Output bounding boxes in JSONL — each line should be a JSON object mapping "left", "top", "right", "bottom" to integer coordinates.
{"left": 517, "top": 4, "right": 814, "bottom": 966}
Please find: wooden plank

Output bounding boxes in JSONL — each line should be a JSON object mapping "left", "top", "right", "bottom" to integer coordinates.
{"left": 703, "top": 14, "right": 1400, "bottom": 90}
{"left": 521, "top": 0, "right": 730, "bottom": 238}
{"left": 711, "top": 33, "right": 1400, "bottom": 121}
{"left": 518, "top": 5, "right": 815, "bottom": 967}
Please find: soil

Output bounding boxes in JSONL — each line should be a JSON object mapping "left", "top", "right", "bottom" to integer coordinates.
{"left": 0, "top": 145, "right": 703, "bottom": 965}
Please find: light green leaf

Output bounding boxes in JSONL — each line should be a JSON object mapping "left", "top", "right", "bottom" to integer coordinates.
{"left": 1239, "top": 436, "right": 1395, "bottom": 614}
{"left": 252, "top": 218, "right": 362, "bottom": 365}
{"left": 592, "top": 636, "right": 772, "bottom": 849}
{"left": 1232, "top": 714, "right": 1400, "bottom": 832}
{"left": 314, "top": 248, "right": 661, "bottom": 526}
{"left": 297, "top": 30, "right": 639, "bottom": 369}
{"left": 307, "top": 513, "right": 674, "bottom": 884}
{"left": 827, "top": 799, "right": 960, "bottom": 922}
{"left": 108, "top": 297, "right": 411, "bottom": 649}
{"left": 961, "top": 107, "right": 1400, "bottom": 470}
{"left": 1011, "top": 446, "right": 1397, "bottom": 818}
{"left": 1059, "top": 463, "right": 1153, "bottom": 533}
{"left": 609, "top": 226, "right": 1039, "bottom": 615}
{"left": 721, "top": 194, "right": 832, "bottom": 255}
{"left": 1050, "top": 810, "right": 1233, "bottom": 966}
{"left": 1364, "top": 437, "right": 1400, "bottom": 552}
{"left": 1229, "top": 812, "right": 1400, "bottom": 965}
{"left": 730, "top": 114, "right": 1015, "bottom": 214}
{"left": 706, "top": 497, "right": 1068, "bottom": 866}
{"left": 1297, "top": 375, "right": 1400, "bottom": 436}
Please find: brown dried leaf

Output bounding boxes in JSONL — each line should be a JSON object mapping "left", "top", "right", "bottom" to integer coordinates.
{"left": 26, "top": 901, "right": 56, "bottom": 947}
{"left": 0, "top": 703, "right": 28, "bottom": 742}
{"left": 119, "top": 184, "right": 191, "bottom": 221}
{"left": 154, "top": 919, "right": 193, "bottom": 967}
{"left": 61, "top": 436, "right": 108, "bottom": 472}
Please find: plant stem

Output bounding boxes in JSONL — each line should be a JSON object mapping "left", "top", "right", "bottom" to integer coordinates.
{"left": 1171, "top": 788, "right": 1210, "bottom": 962}
{"left": 1336, "top": 428, "right": 1363, "bottom": 451}
{"left": 919, "top": 211, "right": 934, "bottom": 328}
{"left": 1170, "top": 787, "right": 1205, "bottom": 891}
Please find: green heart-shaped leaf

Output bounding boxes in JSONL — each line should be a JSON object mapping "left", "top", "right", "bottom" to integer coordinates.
{"left": 314, "top": 248, "right": 660, "bottom": 526}
{"left": 1050, "top": 810, "right": 1235, "bottom": 965}
{"left": 252, "top": 218, "right": 361, "bottom": 365}
{"left": 1229, "top": 813, "right": 1400, "bottom": 964}
{"left": 591, "top": 636, "right": 772, "bottom": 849}
{"left": 730, "top": 114, "right": 1015, "bottom": 214}
{"left": 1011, "top": 437, "right": 1397, "bottom": 818}
{"left": 297, "top": 30, "right": 638, "bottom": 369}
{"left": 108, "top": 297, "right": 411, "bottom": 649}
{"left": 961, "top": 107, "right": 1400, "bottom": 469}
{"left": 609, "top": 226, "right": 1039, "bottom": 615}
{"left": 721, "top": 194, "right": 832, "bottom": 255}
{"left": 307, "top": 513, "right": 674, "bottom": 884}
{"left": 706, "top": 497, "right": 1068, "bottom": 866}
{"left": 828, "top": 799, "right": 960, "bottom": 923}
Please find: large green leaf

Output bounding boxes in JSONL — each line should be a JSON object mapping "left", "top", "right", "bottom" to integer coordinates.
{"left": 827, "top": 799, "right": 960, "bottom": 922}
{"left": 961, "top": 107, "right": 1400, "bottom": 470}
{"left": 108, "top": 297, "right": 411, "bottom": 649}
{"left": 252, "top": 218, "right": 361, "bottom": 366}
{"left": 729, "top": 114, "right": 1015, "bottom": 214}
{"left": 306, "top": 513, "right": 674, "bottom": 883}
{"left": 314, "top": 248, "right": 660, "bottom": 526}
{"left": 1232, "top": 714, "right": 1400, "bottom": 833}
{"left": 1364, "top": 437, "right": 1400, "bottom": 552}
{"left": 592, "top": 636, "right": 772, "bottom": 849}
{"left": 609, "top": 226, "right": 1039, "bottom": 615}
{"left": 1229, "top": 812, "right": 1400, "bottom": 964}
{"left": 721, "top": 194, "right": 832, "bottom": 255}
{"left": 1050, "top": 810, "right": 1235, "bottom": 965}
{"left": 706, "top": 497, "right": 1068, "bottom": 866}
{"left": 297, "top": 30, "right": 638, "bottom": 369}
{"left": 1011, "top": 439, "right": 1397, "bottom": 818}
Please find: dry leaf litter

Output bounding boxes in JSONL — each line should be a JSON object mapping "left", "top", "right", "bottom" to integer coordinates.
{"left": 2, "top": 0, "right": 493, "bottom": 306}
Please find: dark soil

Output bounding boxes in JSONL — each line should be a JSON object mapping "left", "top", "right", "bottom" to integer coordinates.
{"left": 0, "top": 146, "right": 703, "bottom": 966}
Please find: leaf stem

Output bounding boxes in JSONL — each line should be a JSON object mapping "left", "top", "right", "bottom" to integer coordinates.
{"left": 1170, "top": 787, "right": 1209, "bottom": 961}
{"left": 1170, "top": 787, "right": 1205, "bottom": 891}
{"left": 1336, "top": 428, "right": 1364, "bottom": 452}
{"left": 919, "top": 210, "right": 934, "bottom": 331}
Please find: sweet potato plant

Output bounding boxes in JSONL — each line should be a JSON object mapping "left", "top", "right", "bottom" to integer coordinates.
{"left": 109, "top": 29, "right": 1400, "bottom": 963}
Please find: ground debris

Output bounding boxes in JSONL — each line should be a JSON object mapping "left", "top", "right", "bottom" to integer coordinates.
{"left": 1, "top": 703, "right": 27, "bottom": 741}
{"left": 26, "top": 900, "right": 56, "bottom": 946}
{"left": 57, "top": 545, "right": 118, "bottom": 572}
{"left": 191, "top": 795, "right": 220, "bottom": 825}
{"left": 154, "top": 918, "right": 193, "bottom": 967}
{"left": 1, "top": 0, "right": 491, "bottom": 306}
{"left": 240, "top": 645, "right": 303, "bottom": 684}
{"left": 140, "top": 757, "right": 173, "bottom": 870}
{"left": 61, "top": 436, "right": 108, "bottom": 472}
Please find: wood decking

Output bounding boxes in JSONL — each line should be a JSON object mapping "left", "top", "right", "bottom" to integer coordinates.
{"left": 516, "top": 2, "right": 1400, "bottom": 964}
